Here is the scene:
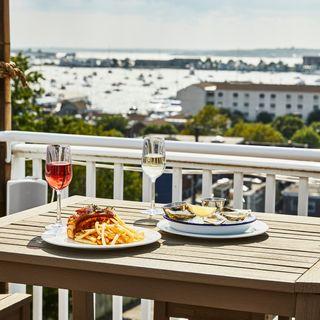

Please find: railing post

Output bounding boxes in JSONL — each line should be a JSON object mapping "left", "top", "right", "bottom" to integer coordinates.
{"left": 11, "top": 155, "right": 25, "bottom": 180}
{"left": 265, "top": 174, "right": 276, "bottom": 213}
{"left": 202, "top": 169, "right": 212, "bottom": 198}
{"left": 86, "top": 161, "right": 96, "bottom": 197}
{"left": 233, "top": 172, "right": 243, "bottom": 209}
{"left": 58, "top": 289, "right": 68, "bottom": 320}
{"left": 33, "top": 286, "right": 42, "bottom": 320}
{"left": 112, "top": 295, "right": 123, "bottom": 320}
{"left": 142, "top": 172, "right": 151, "bottom": 202}
{"left": 298, "top": 177, "right": 309, "bottom": 216}
{"left": 32, "top": 158, "right": 42, "bottom": 179}
{"left": 142, "top": 170, "right": 155, "bottom": 319}
{"left": 113, "top": 163, "right": 124, "bottom": 200}
{"left": 172, "top": 167, "right": 182, "bottom": 202}
{"left": 112, "top": 165, "right": 124, "bottom": 318}
{"left": 59, "top": 175, "right": 69, "bottom": 320}
{"left": 141, "top": 299, "right": 153, "bottom": 320}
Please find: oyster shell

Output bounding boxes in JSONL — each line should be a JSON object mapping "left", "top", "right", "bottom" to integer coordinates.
{"left": 203, "top": 215, "right": 225, "bottom": 225}
{"left": 221, "top": 209, "right": 251, "bottom": 221}
{"left": 163, "top": 202, "right": 195, "bottom": 220}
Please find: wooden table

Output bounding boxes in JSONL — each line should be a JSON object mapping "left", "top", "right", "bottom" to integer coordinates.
{"left": 0, "top": 196, "right": 320, "bottom": 320}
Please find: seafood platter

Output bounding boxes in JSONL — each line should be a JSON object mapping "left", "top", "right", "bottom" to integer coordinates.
{"left": 157, "top": 198, "right": 268, "bottom": 238}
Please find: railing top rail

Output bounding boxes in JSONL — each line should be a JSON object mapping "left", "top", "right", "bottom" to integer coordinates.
{"left": 1, "top": 130, "right": 320, "bottom": 162}
{"left": 12, "top": 143, "right": 320, "bottom": 176}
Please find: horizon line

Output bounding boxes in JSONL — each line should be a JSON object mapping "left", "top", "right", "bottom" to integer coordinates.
{"left": 11, "top": 46, "right": 320, "bottom": 52}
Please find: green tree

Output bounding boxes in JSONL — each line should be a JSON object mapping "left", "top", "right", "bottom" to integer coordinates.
{"left": 256, "top": 112, "right": 274, "bottom": 124}
{"left": 11, "top": 52, "right": 45, "bottom": 130}
{"left": 291, "top": 127, "right": 320, "bottom": 148}
{"left": 142, "top": 123, "right": 178, "bottom": 135}
{"left": 182, "top": 104, "right": 229, "bottom": 135}
{"left": 226, "top": 122, "right": 285, "bottom": 143}
{"left": 96, "top": 114, "right": 128, "bottom": 134}
{"left": 307, "top": 110, "right": 320, "bottom": 125}
{"left": 310, "top": 122, "right": 320, "bottom": 134}
{"left": 272, "top": 114, "right": 304, "bottom": 140}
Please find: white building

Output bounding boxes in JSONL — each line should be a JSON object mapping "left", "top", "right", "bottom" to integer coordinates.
{"left": 177, "top": 81, "right": 320, "bottom": 121}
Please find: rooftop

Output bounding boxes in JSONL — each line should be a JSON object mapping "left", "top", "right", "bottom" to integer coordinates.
{"left": 143, "top": 134, "right": 244, "bottom": 144}
{"left": 193, "top": 81, "right": 320, "bottom": 93}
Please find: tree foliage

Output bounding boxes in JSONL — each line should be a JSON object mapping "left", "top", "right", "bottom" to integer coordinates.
{"left": 95, "top": 114, "right": 128, "bottom": 134}
{"left": 272, "top": 114, "right": 304, "bottom": 140}
{"left": 256, "top": 111, "right": 274, "bottom": 124}
{"left": 310, "top": 122, "right": 320, "bottom": 134}
{"left": 225, "top": 122, "right": 285, "bottom": 143}
{"left": 291, "top": 127, "right": 320, "bottom": 148}
{"left": 182, "top": 104, "right": 229, "bottom": 135}
{"left": 142, "top": 123, "right": 178, "bottom": 135}
{"left": 11, "top": 53, "right": 45, "bottom": 130}
{"left": 307, "top": 110, "right": 320, "bottom": 125}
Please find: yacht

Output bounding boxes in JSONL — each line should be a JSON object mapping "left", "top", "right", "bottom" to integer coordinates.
{"left": 137, "top": 74, "right": 145, "bottom": 81}
{"left": 148, "top": 99, "right": 182, "bottom": 118}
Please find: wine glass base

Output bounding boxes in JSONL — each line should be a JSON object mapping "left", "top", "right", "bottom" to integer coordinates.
{"left": 134, "top": 218, "right": 159, "bottom": 227}
{"left": 134, "top": 208, "right": 163, "bottom": 226}
{"left": 45, "top": 222, "right": 63, "bottom": 231}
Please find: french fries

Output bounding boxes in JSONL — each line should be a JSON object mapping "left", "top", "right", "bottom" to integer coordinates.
{"left": 73, "top": 213, "right": 144, "bottom": 246}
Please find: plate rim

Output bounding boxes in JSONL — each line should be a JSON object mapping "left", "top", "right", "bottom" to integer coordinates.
{"left": 41, "top": 226, "right": 161, "bottom": 250}
{"left": 157, "top": 219, "right": 268, "bottom": 239}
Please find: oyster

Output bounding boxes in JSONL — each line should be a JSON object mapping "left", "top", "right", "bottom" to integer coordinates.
{"left": 221, "top": 209, "right": 251, "bottom": 221}
{"left": 204, "top": 215, "right": 225, "bottom": 225}
{"left": 163, "top": 202, "right": 195, "bottom": 220}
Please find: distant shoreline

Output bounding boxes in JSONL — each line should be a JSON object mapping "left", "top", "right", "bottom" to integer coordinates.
{"left": 12, "top": 47, "right": 320, "bottom": 58}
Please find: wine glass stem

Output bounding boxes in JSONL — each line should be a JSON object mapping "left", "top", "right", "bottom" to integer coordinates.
{"left": 56, "top": 190, "right": 62, "bottom": 225}
{"left": 150, "top": 178, "right": 156, "bottom": 218}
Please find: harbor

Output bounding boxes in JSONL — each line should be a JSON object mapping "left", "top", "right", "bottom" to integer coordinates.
{"left": 31, "top": 56, "right": 320, "bottom": 116}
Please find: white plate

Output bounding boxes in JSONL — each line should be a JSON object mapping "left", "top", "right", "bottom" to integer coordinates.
{"left": 164, "top": 215, "right": 256, "bottom": 235}
{"left": 41, "top": 226, "right": 161, "bottom": 250}
{"left": 157, "top": 220, "right": 268, "bottom": 239}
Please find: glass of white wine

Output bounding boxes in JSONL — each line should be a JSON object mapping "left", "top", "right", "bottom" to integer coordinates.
{"left": 137, "top": 136, "right": 166, "bottom": 226}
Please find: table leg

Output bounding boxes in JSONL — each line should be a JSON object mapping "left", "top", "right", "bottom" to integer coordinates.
{"left": 154, "top": 301, "right": 169, "bottom": 320}
{"left": 295, "top": 293, "right": 320, "bottom": 320}
{"left": 72, "top": 291, "right": 94, "bottom": 320}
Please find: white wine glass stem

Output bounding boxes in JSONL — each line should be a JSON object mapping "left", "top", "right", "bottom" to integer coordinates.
{"left": 150, "top": 178, "right": 156, "bottom": 218}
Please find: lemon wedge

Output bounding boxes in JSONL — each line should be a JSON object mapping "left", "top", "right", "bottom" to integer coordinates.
{"left": 187, "top": 204, "right": 216, "bottom": 217}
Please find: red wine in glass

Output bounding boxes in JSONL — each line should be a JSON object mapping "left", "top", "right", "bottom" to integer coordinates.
{"left": 45, "top": 162, "right": 72, "bottom": 190}
{"left": 45, "top": 145, "right": 72, "bottom": 229}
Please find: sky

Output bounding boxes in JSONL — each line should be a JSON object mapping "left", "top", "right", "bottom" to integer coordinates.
{"left": 10, "top": 0, "right": 320, "bottom": 50}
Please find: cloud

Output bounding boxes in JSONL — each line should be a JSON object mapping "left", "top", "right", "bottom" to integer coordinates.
{"left": 10, "top": 0, "right": 320, "bottom": 49}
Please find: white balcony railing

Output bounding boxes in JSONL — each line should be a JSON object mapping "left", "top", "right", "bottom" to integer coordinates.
{"left": 1, "top": 130, "right": 320, "bottom": 320}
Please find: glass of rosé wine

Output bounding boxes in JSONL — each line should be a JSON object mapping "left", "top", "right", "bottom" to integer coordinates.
{"left": 45, "top": 145, "right": 72, "bottom": 229}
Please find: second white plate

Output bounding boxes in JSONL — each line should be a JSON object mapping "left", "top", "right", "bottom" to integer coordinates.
{"left": 157, "top": 219, "right": 268, "bottom": 239}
